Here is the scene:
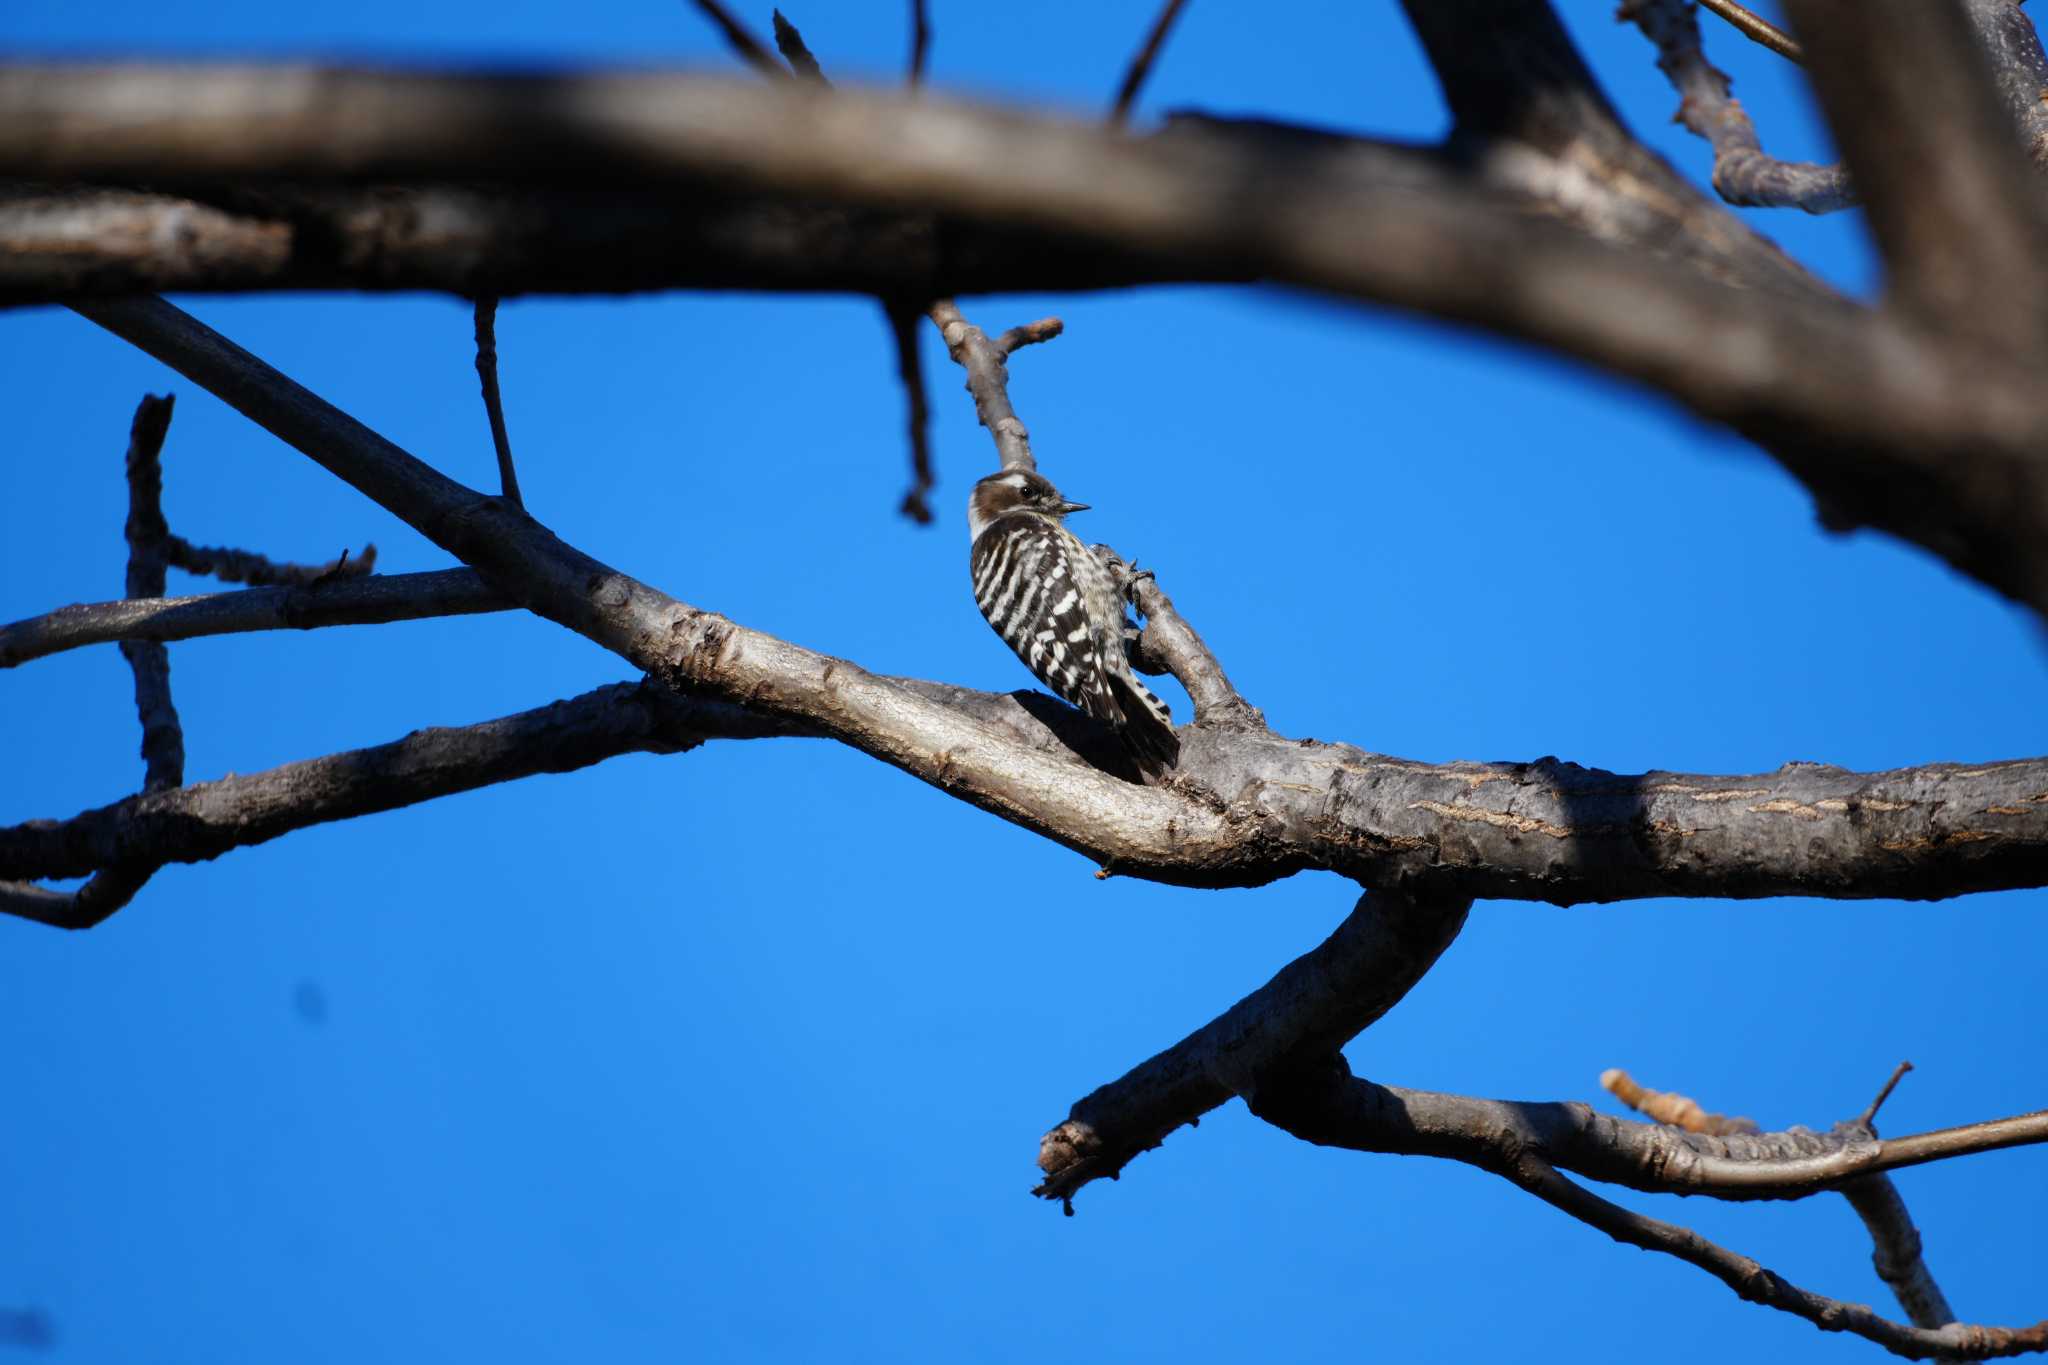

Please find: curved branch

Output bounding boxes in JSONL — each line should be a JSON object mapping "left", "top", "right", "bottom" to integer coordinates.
{"left": 1626, "top": 0, "right": 1855, "bottom": 214}
{"left": 33, "top": 297, "right": 2048, "bottom": 906}
{"left": 1252, "top": 1061, "right": 2048, "bottom": 1361}
{"left": 14, "top": 66, "right": 2048, "bottom": 616}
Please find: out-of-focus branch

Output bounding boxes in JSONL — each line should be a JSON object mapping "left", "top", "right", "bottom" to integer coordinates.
{"left": 1602, "top": 1067, "right": 1759, "bottom": 1134}
{"left": 883, "top": 300, "right": 934, "bottom": 524}
{"left": 1624, "top": 0, "right": 1854, "bottom": 214}
{"left": 1784, "top": 0, "right": 2048, "bottom": 350}
{"left": 771, "top": 11, "right": 828, "bottom": 86}
{"left": 688, "top": 0, "right": 789, "bottom": 79}
{"left": 0, "top": 569, "right": 506, "bottom": 668}
{"left": 906, "top": 0, "right": 929, "bottom": 87}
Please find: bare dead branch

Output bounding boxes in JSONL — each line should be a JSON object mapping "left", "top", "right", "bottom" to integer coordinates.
{"left": 1090, "top": 545, "right": 1256, "bottom": 730}
{"left": 1624, "top": 0, "right": 1854, "bottom": 213}
{"left": 162, "top": 534, "right": 375, "bottom": 586}
{"left": 1784, "top": 0, "right": 2048, "bottom": 350}
{"left": 1961, "top": 0, "right": 2048, "bottom": 167}
{"left": 119, "top": 394, "right": 185, "bottom": 794}
{"left": 55, "top": 297, "right": 2048, "bottom": 906}
{"left": 1252, "top": 1061, "right": 2048, "bottom": 1361}
{"left": 882, "top": 300, "right": 934, "bottom": 524}
{"left": 0, "top": 864, "right": 155, "bottom": 932}
{"left": 1035, "top": 889, "right": 1472, "bottom": 1205}
{"left": 994, "top": 317, "right": 1062, "bottom": 354}
{"left": 1108, "top": 0, "right": 1190, "bottom": 129}
{"left": 927, "top": 300, "right": 1040, "bottom": 475}
{"left": 687, "top": 0, "right": 789, "bottom": 79}
{"left": 1602, "top": 1067, "right": 1760, "bottom": 1135}
{"left": 907, "top": 0, "right": 929, "bottom": 87}
{"left": 472, "top": 297, "right": 523, "bottom": 507}
{"left": 1698, "top": 0, "right": 1803, "bottom": 62}
{"left": 0, "top": 680, "right": 798, "bottom": 924}
{"left": 25, "top": 70, "right": 2048, "bottom": 617}
{"left": 0, "top": 569, "right": 506, "bottom": 669}
{"left": 771, "top": 11, "right": 828, "bottom": 86}
{"left": 1845, "top": 1172, "right": 1961, "bottom": 1335}
{"left": 1863, "top": 1060, "right": 1917, "bottom": 1128}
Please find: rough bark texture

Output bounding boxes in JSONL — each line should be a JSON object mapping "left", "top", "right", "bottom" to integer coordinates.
{"left": 8, "top": 1, "right": 2048, "bottom": 1354}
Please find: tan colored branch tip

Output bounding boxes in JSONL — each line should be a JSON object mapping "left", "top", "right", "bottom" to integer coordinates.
{"left": 1601, "top": 1068, "right": 1761, "bottom": 1136}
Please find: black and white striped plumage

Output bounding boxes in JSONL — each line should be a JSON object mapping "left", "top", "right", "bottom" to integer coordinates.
{"left": 968, "top": 468, "right": 1179, "bottom": 777}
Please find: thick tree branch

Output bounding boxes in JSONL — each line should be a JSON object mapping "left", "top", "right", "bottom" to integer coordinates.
{"left": 0, "top": 569, "right": 506, "bottom": 668}
{"left": 1783, "top": 0, "right": 2048, "bottom": 349}
{"left": 21, "top": 69, "right": 2048, "bottom": 616}
{"left": 44, "top": 299, "right": 2048, "bottom": 906}
{"left": 1035, "top": 888, "right": 1473, "bottom": 1204}
{"left": 1625, "top": 0, "right": 1854, "bottom": 214}
{"left": 45, "top": 300, "right": 2048, "bottom": 898}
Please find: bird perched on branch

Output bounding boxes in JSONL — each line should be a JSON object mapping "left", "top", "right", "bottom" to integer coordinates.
{"left": 967, "top": 467, "right": 1179, "bottom": 778}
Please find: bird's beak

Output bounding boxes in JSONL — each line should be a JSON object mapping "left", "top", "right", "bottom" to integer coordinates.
{"left": 1059, "top": 500, "right": 1090, "bottom": 515}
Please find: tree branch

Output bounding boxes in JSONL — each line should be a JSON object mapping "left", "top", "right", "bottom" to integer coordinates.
{"left": 1108, "top": 0, "right": 1190, "bottom": 129}
{"left": 1783, "top": 0, "right": 2048, "bottom": 349}
{"left": 1625, "top": 0, "right": 1854, "bottom": 214}
{"left": 23, "top": 69, "right": 2048, "bottom": 617}
{"left": 687, "top": 0, "right": 789, "bottom": 79}
{"left": 1252, "top": 1060, "right": 2048, "bottom": 1361}
{"left": 472, "top": 296, "right": 523, "bottom": 507}
{"left": 883, "top": 299, "right": 934, "bottom": 524}
{"left": 1698, "top": 0, "right": 1804, "bottom": 62}
{"left": 1035, "top": 888, "right": 1473, "bottom": 1205}
{"left": 162, "top": 534, "right": 375, "bottom": 586}
{"left": 0, "top": 680, "right": 796, "bottom": 921}
{"left": 44, "top": 298, "right": 2048, "bottom": 906}
{"left": 0, "top": 568, "right": 506, "bottom": 668}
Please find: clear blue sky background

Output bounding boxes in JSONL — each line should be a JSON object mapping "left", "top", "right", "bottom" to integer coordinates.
{"left": 3, "top": 3, "right": 2044, "bottom": 1361}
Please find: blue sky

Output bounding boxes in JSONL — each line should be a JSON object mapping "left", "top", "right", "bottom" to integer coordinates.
{"left": 3, "top": 3, "right": 2044, "bottom": 1362}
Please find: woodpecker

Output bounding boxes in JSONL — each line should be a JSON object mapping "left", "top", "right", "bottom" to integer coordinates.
{"left": 967, "top": 467, "right": 1179, "bottom": 777}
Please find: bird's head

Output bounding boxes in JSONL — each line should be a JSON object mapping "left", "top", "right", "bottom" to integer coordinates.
{"left": 967, "top": 468, "right": 1089, "bottom": 540}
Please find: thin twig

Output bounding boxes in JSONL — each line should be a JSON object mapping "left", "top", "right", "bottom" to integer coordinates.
{"left": 687, "top": 0, "right": 789, "bottom": 77}
{"left": 472, "top": 296, "right": 523, "bottom": 508}
{"left": 1109, "top": 0, "right": 1191, "bottom": 129}
{"left": 771, "top": 10, "right": 829, "bottom": 85}
{"left": 1860, "top": 1060, "right": 1916, "bottom": 1128}
{"left": 883, "top": 300, "right": 934, "bottom": 524}
{"left": 0, "top": 569, "right": 508, "bottom": 669}
{"left": 162, "top": 535, "right": 376, "bottom": 586}
{"left": 1698, "top": 0, "right": 1804, "bottom": 62}
{"left": 995, "top": 317, "right": 1063, "bottom": 354}
{"left": 907, "top": 0, "right": 930, "bottom": 87}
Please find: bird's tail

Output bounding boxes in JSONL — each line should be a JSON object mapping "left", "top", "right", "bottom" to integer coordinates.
{"left": 1112, "top": 671, "right": 1180, "bottom": 779}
